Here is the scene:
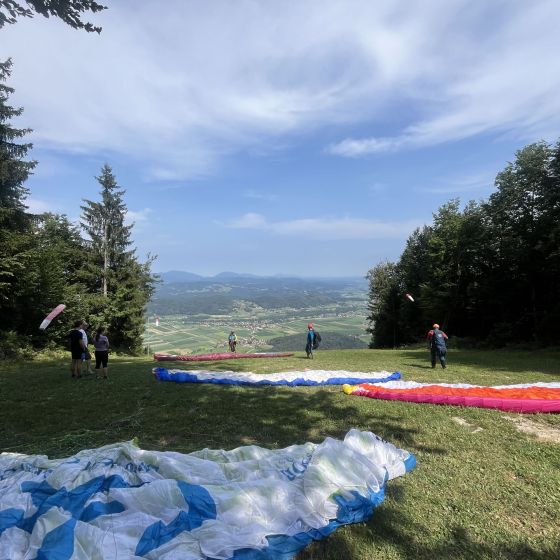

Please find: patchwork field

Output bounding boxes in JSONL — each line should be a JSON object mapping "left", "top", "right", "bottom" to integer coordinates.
{"left": 143, "top": 306, "right": 369, "bottom": 355}
{"left": 144, "top": 275, "right": 369, "bottom": 354}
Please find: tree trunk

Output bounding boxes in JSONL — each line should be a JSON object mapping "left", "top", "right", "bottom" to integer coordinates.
{"left": 103, "top": 222, "right": 108, "bottom": 297}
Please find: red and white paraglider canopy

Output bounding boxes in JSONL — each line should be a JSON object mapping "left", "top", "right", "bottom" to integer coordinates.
{"left": 39, "top": 304, "right": 66, "bottom": 330}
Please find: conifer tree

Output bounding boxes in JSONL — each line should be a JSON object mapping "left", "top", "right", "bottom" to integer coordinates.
{"left": 81, "top": 165, "right": 155, "bottom": 352}
{"left": 81, "top": 164, "right": 134, "bottom": 297}
{"left": 0, "top": 58, "right": 37, "bottom": 327}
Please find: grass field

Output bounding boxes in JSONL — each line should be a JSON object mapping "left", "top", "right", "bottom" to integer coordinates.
{"left": 1, "top": 348, "right": 559, "bottom": 559}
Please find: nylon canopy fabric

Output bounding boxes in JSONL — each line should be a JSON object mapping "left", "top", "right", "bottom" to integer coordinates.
{"left": 343, "top": 381, "right": 560, "bottom": 413}
{"left": 152, "top": 368, "right": 402, "bottom": 386}
{"left": 154, "top": 352, "right": 294, "bottom": 362}
{"left": 0, "top": 431, "right": 415, "bottom": 559}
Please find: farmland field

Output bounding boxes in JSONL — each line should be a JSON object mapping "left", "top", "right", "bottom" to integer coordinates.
{"left": 143, "top": 304, "right": 369, "bottom": 355}
{"left": 144, "top": 274, "right": 370, "bottom": 354}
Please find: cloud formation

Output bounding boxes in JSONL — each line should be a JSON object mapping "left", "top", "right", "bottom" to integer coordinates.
{"left": 224, "top": 213, "right": 423, "bottom": 240}
{"left": 328, "top": 1, "right": 560, "bottom": 156}
{"left": 4, "top": 0, "right": 560, "bottom": 178}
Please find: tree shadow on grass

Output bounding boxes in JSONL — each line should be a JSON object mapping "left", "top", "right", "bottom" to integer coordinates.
{"left": 298, "top": 483, "right": 557, "bottom": 560}
{"left": 401, "top": 350, "right": 560, "bottom": 377}
{"left": 139, "top": 379, "right": 449, "bottom": 459}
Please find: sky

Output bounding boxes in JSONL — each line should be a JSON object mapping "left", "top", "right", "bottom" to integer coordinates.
{"left": 3, "top": 0, "right": 560, "bottom": 277}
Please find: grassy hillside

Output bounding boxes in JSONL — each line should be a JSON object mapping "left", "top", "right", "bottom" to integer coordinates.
{"left": 1, "top": 348, "right": 559, "bottom": 559}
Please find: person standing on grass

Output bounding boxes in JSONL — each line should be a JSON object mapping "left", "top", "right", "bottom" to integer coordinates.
{"left": 228, "top": 331, "right": 237, "bottom": 352}
{"left": 79, "top": 320, "right": 94, "bottom": 374}
{"left": 69, "top": 320, "right": 86, "bottom": 378}
{"left": 427, "top": 323, "right": 448, "bottom": 369}
{"left": 305, "top": 323, "right": 315, "bottom": 359}
{"left": 93, "top": 326, "right": 110, "bottom": 379}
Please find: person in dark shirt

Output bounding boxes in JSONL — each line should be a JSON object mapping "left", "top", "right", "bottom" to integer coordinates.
{"left": 69, "top": 319, "right": 87, "bottom": 378}
{"left": 427, "top": 323, "right": 448, "bottom": 369}
{"left": 305, "top": 323, "right": 315, "bottom": 359}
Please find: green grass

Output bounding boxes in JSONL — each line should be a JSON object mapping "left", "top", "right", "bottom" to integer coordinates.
{"left": 1, "top": 348, "right": 559, "bottom": 559}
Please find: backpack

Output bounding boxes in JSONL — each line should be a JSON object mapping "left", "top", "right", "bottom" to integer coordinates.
{"left": 312, "top": 331, "right": 322, "bottom": 350}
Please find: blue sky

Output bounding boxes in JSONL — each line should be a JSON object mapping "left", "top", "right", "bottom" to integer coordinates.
{"left": 4, "top": 0, "right": 560, "bottom": 276}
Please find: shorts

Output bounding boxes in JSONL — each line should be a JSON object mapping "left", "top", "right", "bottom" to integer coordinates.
{"left": 82, "top": 348, "right": 92, "bottom": 361}
{"left": 95, "top": 350, "right": 109, "bottom": 368}
{"left": 71, "top": 349, "right": 82, "bottom": 360}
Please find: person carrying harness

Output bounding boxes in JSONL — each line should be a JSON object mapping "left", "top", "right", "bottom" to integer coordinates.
{"left": 427, "top": 323, "right": 448, "bottom": 369}
{"left": 305, "top": 323, "right": 315, "bottom": 359}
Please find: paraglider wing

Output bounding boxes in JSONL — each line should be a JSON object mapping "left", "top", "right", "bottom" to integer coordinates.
{"left": 39, "top": 304, "right": 66, "bottom": 330}
{"left": 405, "top": 293, "right": 414, "bottom": 302}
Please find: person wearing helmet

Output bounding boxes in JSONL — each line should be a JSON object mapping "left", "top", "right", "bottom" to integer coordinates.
{"left": 427, "top": 323, "right": 448, "bottom": 368}
{"left": 305, "top": 323, "right": 315, "bottom": 359}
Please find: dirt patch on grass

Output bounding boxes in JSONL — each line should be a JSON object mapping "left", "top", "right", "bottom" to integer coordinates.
{"left": 452, "top": 416, "right": 483, "bottom": 433}
{"left": 502, "top": 416, "right": 560, "bottom": 443}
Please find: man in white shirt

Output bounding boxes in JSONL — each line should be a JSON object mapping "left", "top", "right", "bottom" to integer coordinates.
{"left": 79, "top": 321, "right": 94, "bottom": 375}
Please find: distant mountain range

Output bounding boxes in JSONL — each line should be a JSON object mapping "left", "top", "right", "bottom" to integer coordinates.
{"left": 148, "top": 271, "right": 367, "bottom": 315}
{"left": 156, "top": 270, "right": 365, "bottom": 284}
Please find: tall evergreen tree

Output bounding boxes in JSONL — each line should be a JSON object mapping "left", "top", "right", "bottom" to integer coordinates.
{"left": 81, "top": 165, "right": 156, "bottom": 352}
{"left": 0, "top": 58, "right": 37, "bottom": 329}
{"left": 81, "top": 164, "right": 134, "bottom": 297}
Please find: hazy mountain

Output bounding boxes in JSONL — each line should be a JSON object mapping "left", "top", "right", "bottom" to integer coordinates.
{"left": 212, "top": 271, "right": 261, "bottom": 279}
{"left": 148, "top": 272, "right": 367, "bottom": 315}
{"left": 157, "top": 270, "right": 366, "bottom": 284}
{"left": 158, "top": 270, "right": 205, "bottom": 283}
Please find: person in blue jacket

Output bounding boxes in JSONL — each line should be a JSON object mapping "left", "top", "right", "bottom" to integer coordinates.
{"left": 305, "top": 323, "right": 315, "bottom": 359}
{"left": 427, "top": 323, "right": 448, "bottom": 368}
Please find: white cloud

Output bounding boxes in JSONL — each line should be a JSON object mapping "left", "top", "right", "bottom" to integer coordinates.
{"left": 416, "top": 171, "right": 496, "bottom": 194}
{"left": 224, "top": 213, "right": 423, "bottom": 240}
{"left": 24, "top": 197, "right": 52, "bottom": 213}
{"left": 4, "top": 0, "right": 560, "bottom": 177}
{"left": 329, "top": 1, "right": 560, "bottom": 156}
{"left": 1, "top": 1, "right": 469, "bottom": 179}
{"left": 125, "top": 208, "right": 152, "bottom": 225}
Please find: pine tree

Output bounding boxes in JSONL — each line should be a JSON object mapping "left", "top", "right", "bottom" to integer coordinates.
{"left": 81, "top": 164, "right": 134, "bottom": 297}
{"left": 0, "top": 58, "right": 37, "bottom": 324}
{"left": 0, "top": 59, "right": 36, "bottom": 217}
{"left": 81, "top": 165, "right": 156, "bottom": 352}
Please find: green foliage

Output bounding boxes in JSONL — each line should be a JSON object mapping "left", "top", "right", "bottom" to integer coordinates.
{"left": 368, "top": 140, "right": 560, "bottom": 347}
{"left": 366, "top": 262, "right": 402, "bottom": 348}
{"left": 0, "top": 58, "right": 39, "bottom": 336}
{"left": 0, "top": 63, "right": 155, "bottom": 356}
{"left": 0, "top": 0, "right": 107, "bottom": 33}
{"left": 80, "top": 165, "right": 156, "bottom": 353}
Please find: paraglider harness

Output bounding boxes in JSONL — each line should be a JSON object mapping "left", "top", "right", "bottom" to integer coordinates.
{"left": 312, "top": 331, "right": 321, "bottom": 350}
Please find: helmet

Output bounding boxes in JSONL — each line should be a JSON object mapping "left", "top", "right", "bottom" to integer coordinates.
{"left": 308, "top": 323, "right": 313, "bottom": 329}
{"left": 433, "top": 323, "right": 439, "bottom": 329}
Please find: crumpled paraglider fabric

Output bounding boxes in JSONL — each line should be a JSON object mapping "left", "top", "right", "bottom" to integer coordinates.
{"left": 0, "top": 431, "right": 415, "bottom": 559}
{"left": 152, "top": 368, "right": 402, "bottom": 386}
{"left": 343, "top": 381, "right": 560, "bottom": 413}
{"left": 154, "top": 352, "right": 294, "bottom": 362}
